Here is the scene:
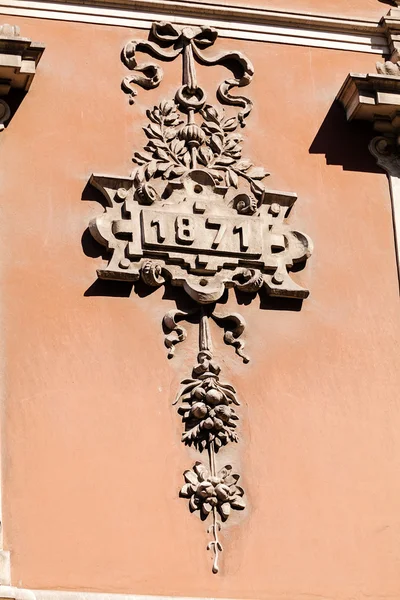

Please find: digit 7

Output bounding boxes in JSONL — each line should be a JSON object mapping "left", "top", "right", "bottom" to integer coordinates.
{"left": 206, "top": 218, "right": 227, "bottom": 249}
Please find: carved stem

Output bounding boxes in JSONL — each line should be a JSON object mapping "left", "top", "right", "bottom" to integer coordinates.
{"left": 199, "top": 306, "right": 212, "bottom": 354}
{"left": 188, "top": 109, "right": 198, "bottom": 169}
{"left": 207, "top": 434, "right": 221, "bottom": 573}
{"left": 209, "top": 507, "right": 222, "bottom": 574}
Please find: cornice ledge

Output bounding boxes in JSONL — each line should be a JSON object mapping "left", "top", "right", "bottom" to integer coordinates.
{"left": 0, "top": 0, "right": 388, "bottom": 55}
{"left": 0, "top": 588, "right": 240, "bottom": 600}
{"left": 33, "top": 0, "right": 384, "bottom": 34}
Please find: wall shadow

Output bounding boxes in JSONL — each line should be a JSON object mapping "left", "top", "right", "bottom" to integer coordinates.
{"left": 5, "top": 89, "right": 26, "bottom": 128}
{"left": 309, "top": 100, "right": 385, "bottom": 174}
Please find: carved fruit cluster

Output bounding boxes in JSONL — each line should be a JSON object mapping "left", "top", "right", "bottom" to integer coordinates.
{"left": 177, "top": 351, "right": 240, "bottom": 450}
{"left": 179, "top": 376, "right": 239, "bottom": 449}
{"left": 181, "top": 462, "right": 245, "bottom": 520}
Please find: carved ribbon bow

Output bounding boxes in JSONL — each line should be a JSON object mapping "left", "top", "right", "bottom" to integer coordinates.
{"left": 122, "top": 21, "right": 254, "bottom": 124}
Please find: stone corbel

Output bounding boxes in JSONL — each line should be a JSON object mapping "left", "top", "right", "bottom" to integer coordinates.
{"left": 379, "top": 7, "right": 400, "bottom": 65}
{"left": 337, "top": 72, "right": 400, "bottom": 280}
{"left": 0, "top": 24, "right": 44, "bottom": 130}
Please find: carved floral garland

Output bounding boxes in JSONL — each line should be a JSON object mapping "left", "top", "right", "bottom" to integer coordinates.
{"left": 88, "top": 20, "right": 313, "bottom": 574}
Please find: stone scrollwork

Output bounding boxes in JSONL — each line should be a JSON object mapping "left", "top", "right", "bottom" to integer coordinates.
{"left": 88, "top": 21, "right": 313, "bottom": 573}
{"left": 369, "top": 135, "right": 400, "bottom": 176}
{"left": 376, "top": 59, "right": 400, "bottom": 75}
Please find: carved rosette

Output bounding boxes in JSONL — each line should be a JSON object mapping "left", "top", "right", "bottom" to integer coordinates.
{"left": 88, "top": 21, "right": 313, "bottom": 573}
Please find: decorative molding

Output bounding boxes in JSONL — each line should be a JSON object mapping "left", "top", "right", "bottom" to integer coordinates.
{"left": 369, "top": 135, "right": 400, "bottom": 177}
{"left": 0, "top": 588, "right": 238, "bottom": 600}
{"left": 380, "top": 8, "right": 400, "bottom": 61}
{"left": 0, "top": 22, "right": 44, "bottom": 129}
{"left": 88, "top": 21, "right": 312, "bottom": 574}
{"left": 0, "top": 0, "right": 389, "bottom": 55}
{"left": 0, "top": 552, "right": 10, "bottom": 587}
{"left": 0, "top": 586, "right": 35, "bottom": 600}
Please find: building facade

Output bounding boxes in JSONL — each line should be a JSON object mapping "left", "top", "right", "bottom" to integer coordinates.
{"left": 0, "top": 1, "right": 398, "bottom": 599}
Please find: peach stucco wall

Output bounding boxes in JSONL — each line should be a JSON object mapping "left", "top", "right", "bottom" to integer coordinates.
{"left": 0, "top": 12, "right": 399, "bottom": 600}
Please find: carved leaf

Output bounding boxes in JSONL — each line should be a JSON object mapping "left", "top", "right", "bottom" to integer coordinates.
{"left": 165, "top": 115, "right": 181, "bottom": 126}
{"left": 202, "top": 502, "right": 213, "bottom": 516}
{"left": 189, "top": 495, "right": 199, "bottom": 511}
{"left": 170, "top": 166, "right": 187, "bottom": 177}
{"left": 226, "top": 169, "right": 238, "bottom": 188}
{"left": 235, "top": 158, "right": 252, "bottom": 171}
{"left": 164, "top": 129, "right": 177, "bottom": 141}
{"left": 171, "top": 139, "right": 185, "bottom": 154}
{"left": 194, "top": 462, "right": 209, "bottom": 479}
{"left": 156, "top": 148, "right": 170, "bottom": 161}
{"left": 215, "top": 156, "right": 235, "bottom": 166}
{"left": 182, "top": 152, "right": 191, "bottom": 167}
{"left": 219, "top": 502, "right": 231, "bottom": 520}
{"left": 184, "top": 470, "right": 199, "bottom": 485}
{"left": 204, "top": 122, "right": 222, "bottom": 134}
{"left": 250, "top": 179, "right": 265, "bottom": 196}
{"left": 231, "top": 496, "right": 246, "bottom": 510}
{"left": 218, "top": 466, "right": 232, "bottom": 479}
{"left": 163, "top": 165, "right": 175, "bottom": 179}
{"left": 145, "top": 140, "right": 162, "bottom": 150}
{"left": 198, "top": 146, "right": 214, "bottom": 166}
{"left": 207, "top": 169, "right": 224, "bottom": 180}
{"left": 156, "top": 162, "right": 172, "bottom": 172}
{"left": 223, "top": 116, "right": 238, "bottom": 131}
{"left": 224, "top": 473, "right": 240, "bottom": 486}
{"left": 247, "top": 166, "right": 267, "bottom": 179}
{"left": 160, "top": 99, "right": 175, "bottom": 115}
{"left": 134, "top": 165, "right": 145, "bottom": 183}
{"left": 133, "top": 151, "right": 153, "bottom": 164}
{"left": 201, "top": 104, "right": 221, "bottom": 123}
{"left": 210, "top": 135, "right": 223, "bottom": 153}
{"left": 146, "top": 108, "right": 161, "bottom": 124}
{"left": 224, "top": 138, "right": 239, "bottom": 151}
{"left": 180, "top": 484, "right": 193, "bottom": 497}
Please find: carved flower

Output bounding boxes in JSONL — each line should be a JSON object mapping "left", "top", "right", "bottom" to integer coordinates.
{"left": 180, "top": 462, "right": 245, "bottom": 520}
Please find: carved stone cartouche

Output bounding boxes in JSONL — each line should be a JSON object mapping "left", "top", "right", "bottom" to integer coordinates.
{"left": 88, "top": 21, "right": 313, "bottom": 574}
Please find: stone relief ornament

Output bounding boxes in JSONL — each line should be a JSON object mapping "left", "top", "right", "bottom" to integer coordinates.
{"left": 88, "top": 21, "right": 313, "bottom": 573}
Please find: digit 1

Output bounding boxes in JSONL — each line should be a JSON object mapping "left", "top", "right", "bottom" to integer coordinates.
{"left": 234, "top": 222, "right": 250, "bottom": 251}
{"left": 151, "top": 217, "right": 166, "bottom": 243}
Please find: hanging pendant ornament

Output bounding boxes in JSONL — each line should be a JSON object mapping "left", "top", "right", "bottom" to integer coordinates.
{"left": 88, "top": 21, "right": 313, "bottom": 573}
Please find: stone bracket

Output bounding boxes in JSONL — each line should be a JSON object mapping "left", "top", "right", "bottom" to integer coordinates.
{"left": 0, "top": 24, "right": 44, "bottom": 129}
{"left": 337, "top": 72, "right": 400, "bottom": 136}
